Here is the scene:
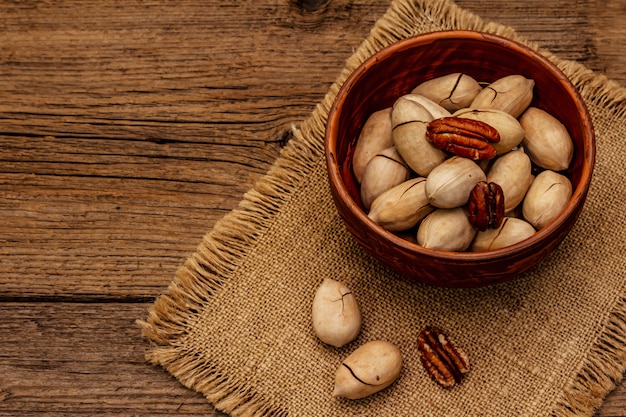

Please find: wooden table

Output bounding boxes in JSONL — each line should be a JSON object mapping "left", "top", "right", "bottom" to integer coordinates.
{"left": 1, "top": 1, "right": 624, "bottom": 415}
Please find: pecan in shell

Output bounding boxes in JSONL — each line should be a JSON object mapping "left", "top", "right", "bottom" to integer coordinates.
{"left": 467, "top": 181, "right": 505, "bottom": 231}
{"left": 417, "top": 326, "right": 470, "bottom": 389}
{"left": 426, "top": 117, "right": 500, "bottom": 160}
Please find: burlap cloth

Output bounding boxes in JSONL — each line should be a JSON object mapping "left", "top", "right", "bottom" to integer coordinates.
{"left": 140, "top": 0, "right": 626, "bottom": 415}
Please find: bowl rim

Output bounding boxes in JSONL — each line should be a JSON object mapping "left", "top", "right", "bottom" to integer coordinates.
{"left": 324, "top": 29, "right": 596, "bottom": 262}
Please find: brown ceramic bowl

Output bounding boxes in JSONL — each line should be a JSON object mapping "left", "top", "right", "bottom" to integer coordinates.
{"left": 324, "top": 30, "right": 595, "bottom": 288}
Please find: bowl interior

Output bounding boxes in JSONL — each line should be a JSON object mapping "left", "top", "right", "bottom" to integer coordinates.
{"left": 325, "top": 31, "right": 595, "bottom": 286}
{"left": 333, "top": 32, "right": 591, "bottom": 208}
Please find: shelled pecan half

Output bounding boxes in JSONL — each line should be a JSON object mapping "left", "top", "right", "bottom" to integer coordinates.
{"left": 426, "top": 117, "right": 500, "bottom": 160}
{"left": 417, "top": 326, "right": 470, "bottom": 389}
{"left": 466, "top": 181, "right": 505, "bottom": 231}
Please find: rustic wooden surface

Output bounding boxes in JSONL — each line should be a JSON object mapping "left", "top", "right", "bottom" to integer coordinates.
{"left": 0, "top": 0, "right": 624, "bottom": 415}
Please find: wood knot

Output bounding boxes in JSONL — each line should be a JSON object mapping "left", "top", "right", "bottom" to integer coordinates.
{"left": 288, "top": 0, "right": 330, "bottom": 28}
{"left": 290, "top": 0, "right": 330, "bottom": 14}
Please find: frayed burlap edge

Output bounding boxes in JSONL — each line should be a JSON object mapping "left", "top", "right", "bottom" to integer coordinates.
{"left": 553, "top": 295, "right": 626, "bottom": 417}
{"left": 139, "top": 0, "right": 626, "bottom": 416}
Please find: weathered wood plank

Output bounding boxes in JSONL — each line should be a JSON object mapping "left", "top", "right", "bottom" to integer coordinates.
{"left": 0, "top": 0, "right": 391, "bottom": 299}
{"left": 0, "top": 302, "right": 225, "bottom": 416}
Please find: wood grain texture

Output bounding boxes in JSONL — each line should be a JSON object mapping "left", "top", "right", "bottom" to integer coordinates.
{"left": 0, "top": 303, "right": 223, "bottom": 416}
{"left": 0, "top": 0, "right": 386, "bottom": 299}
{"left": 0, "top": 0, "right": 624, "bottom": 416}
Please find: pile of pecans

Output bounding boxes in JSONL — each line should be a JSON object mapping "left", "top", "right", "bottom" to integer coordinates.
{"left": 353, "top": 73, "right": 574, "bottom": 252}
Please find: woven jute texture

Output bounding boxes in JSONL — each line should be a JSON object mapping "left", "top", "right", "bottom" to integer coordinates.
{"left": 140, "top": 0, "right": 626, "bottom": 415}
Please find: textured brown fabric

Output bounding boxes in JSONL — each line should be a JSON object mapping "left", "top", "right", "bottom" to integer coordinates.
{"left": 140, "top": 0, "right": 626, "bottom": 416}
